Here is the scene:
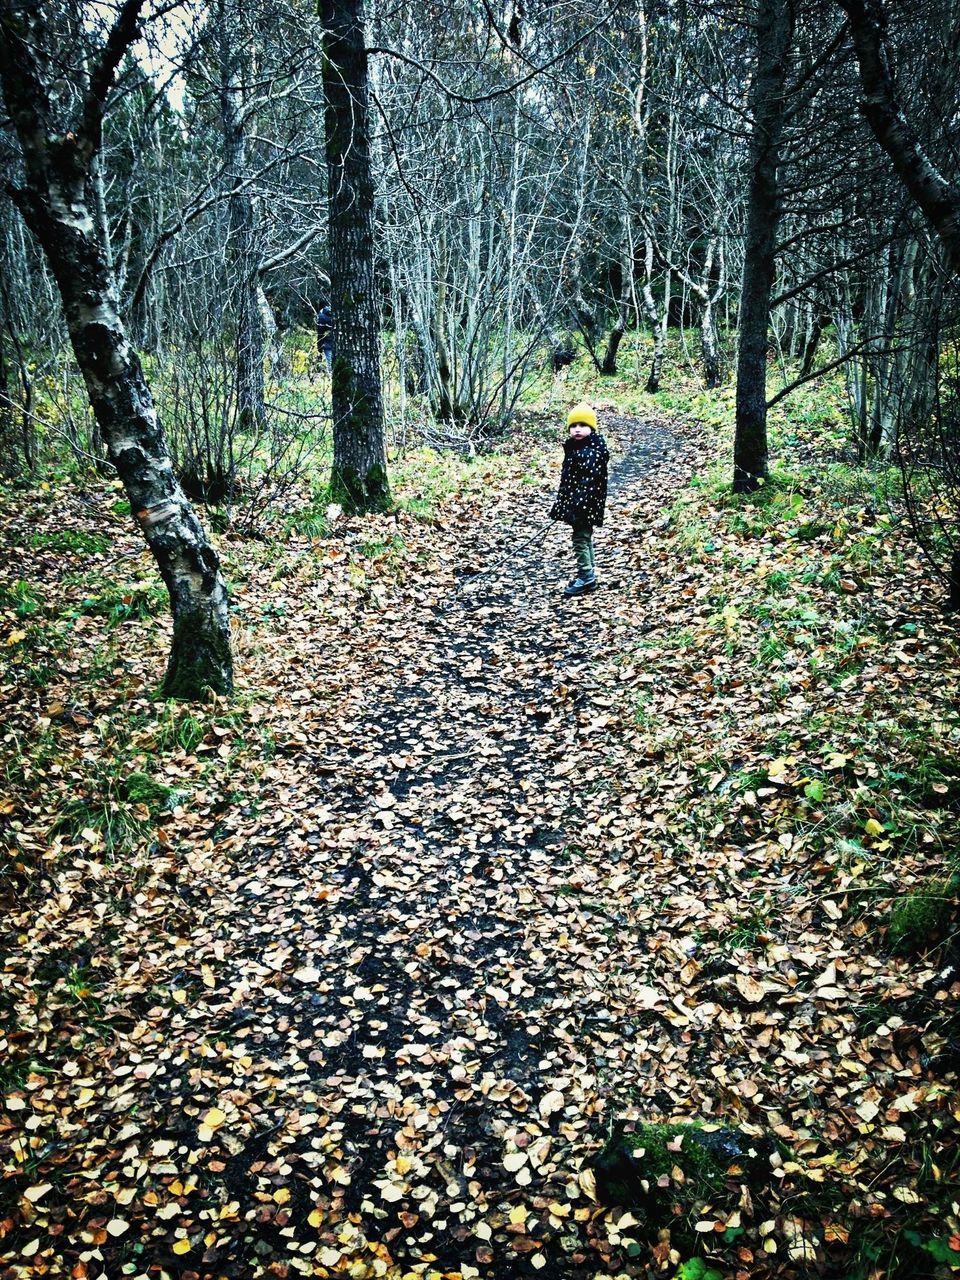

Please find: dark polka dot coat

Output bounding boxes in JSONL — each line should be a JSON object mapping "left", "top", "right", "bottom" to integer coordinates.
{"left": 549, "top": 432, "right": 609, "bottom": 528}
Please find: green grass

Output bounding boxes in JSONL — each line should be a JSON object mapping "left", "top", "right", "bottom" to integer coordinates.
{"left": 0, "top": 579, "right": 43, "bottom": 617}
{"left": 358, "top": 533, "right": 406, "bottom": 560}
{"left": 284, "top": 496, "right": 331, "bottom": 540}
{"left": 766, "top": 568, "right": 793, "bottom": 591}
{"left": 152, "top": 706, "right": 207, "bottom": 754}
{"left": 29, "top": 529, "right": 109, "bottom": 555}
{"left": 49, "top": 766, "right": 178, "bottom": 856}
{"left": 756, "top": 632, "right": 788, "bottom": 665}
{"left": 64, "top": 963, "right": 101, "bottom": 1008}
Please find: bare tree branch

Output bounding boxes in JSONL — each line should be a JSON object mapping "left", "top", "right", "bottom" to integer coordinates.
{"left": 81, "top": 0, "right": 149, "bottom": 150}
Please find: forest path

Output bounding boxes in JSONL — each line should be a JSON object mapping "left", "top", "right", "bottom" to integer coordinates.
{"left": 8, "top": 409, "right": 955, "bottom": 1280}
{"left": 192, "top": 414, "right": 707, "bottom": 1275}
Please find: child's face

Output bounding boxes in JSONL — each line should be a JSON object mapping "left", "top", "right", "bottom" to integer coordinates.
{"left": 568, "top": 422, "right": 592, "bottom": 441}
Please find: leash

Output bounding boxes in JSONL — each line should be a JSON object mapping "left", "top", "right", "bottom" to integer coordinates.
{"left": 435, "top": 518, "right": 556, "bottom": 611}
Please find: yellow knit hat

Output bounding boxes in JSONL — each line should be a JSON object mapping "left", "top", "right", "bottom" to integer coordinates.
{"left": 566, "top": 403, "right": 597, "bottom": 429}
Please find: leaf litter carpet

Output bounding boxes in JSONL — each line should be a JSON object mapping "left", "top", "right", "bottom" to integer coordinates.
{"left": 5, "top": 416, "right": 959, "bottom": 1278}
{"left": 179, "top": 417, "right": 698, "bottom": 1278}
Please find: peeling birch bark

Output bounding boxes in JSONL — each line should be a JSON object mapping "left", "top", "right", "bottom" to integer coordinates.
{"left": 0, "top": 1, "right": 233, "bottom": 699}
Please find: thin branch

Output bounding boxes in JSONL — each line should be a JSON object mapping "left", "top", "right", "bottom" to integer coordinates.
{"left": 259, "top": 226, "right": 322, "bottom": 275}
{"left": 765, "top": 336, "right": 885, "bottom": 408}
{"left": 81, "top": 0, "right": 148, "bottom": 148}
{"left": 769, "top": 230, "right": 904, "bottom": 308}
{"left": 365, "top": 1, "right": 626, "bottom": 106}
{"left": 130, "top": 153, "right": 307, "bottom": 309}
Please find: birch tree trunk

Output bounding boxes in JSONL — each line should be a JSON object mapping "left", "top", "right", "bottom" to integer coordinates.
{"left": 601, "top": 213, "right": 632, "bottom": 376}
{"left": 700, "top": 289, "right": 721, "bottom": 388}
{"left": 321, "top": 0, "right": 391, "bottom": 512}
{"left": 733, "top": 0, "right": 795, "bottom": 492}
{"left": 640, "top": 232, "right": 667, "bottom": 393}
{"left": 0, "top": 0, "right": 233, "bottom": 699}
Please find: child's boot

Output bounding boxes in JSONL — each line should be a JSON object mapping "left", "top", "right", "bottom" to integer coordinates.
{"left": 563, "top": 568, "right": 597, "bottom": 597}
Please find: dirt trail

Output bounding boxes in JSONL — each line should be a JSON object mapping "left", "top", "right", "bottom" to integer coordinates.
{"left": 10, "top": 407, "right": 958, "bottom": 1279}
{"left": 9, "top": 415, "right": 703, "bottom": 1279}
{"left": 187, "top": 415, "right": 703, "bottom": 1275}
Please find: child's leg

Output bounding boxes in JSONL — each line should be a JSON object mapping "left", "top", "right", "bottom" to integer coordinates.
{"left": 572, "top": 524, "right": 594, "bottom": 578}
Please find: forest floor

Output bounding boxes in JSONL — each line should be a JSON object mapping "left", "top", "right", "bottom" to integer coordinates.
{"left": 3, "top": 408, "right": 960, "bottom": 1280}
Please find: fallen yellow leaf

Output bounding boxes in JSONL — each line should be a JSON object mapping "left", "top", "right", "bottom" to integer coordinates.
{"left": 736, "top": 973, "right": 766, "bottom": 1004}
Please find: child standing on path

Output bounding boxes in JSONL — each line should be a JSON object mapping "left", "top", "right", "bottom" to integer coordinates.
{"left": 549, "top": 404, "right": 609, "bottom": 597}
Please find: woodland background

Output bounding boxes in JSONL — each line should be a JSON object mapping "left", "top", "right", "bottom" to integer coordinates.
{"left": 2, "top": 1, "right": 960, "bottom": 1278}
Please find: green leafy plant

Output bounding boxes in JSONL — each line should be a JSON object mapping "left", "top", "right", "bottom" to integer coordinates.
{"left": 674, "top": 1260, "right": 723, "bottom": 1280}
{"left": 1, "top": 578, "right": 42, "bottom": 616}
{"left": 77, "top": 579, "right": 166, "bottom": 624}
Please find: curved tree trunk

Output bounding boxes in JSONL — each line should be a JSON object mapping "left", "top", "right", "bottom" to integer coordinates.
{"left": 321, "top": 0, "right": 391, "bottom": 513}
{"left": 19, "top": 205, "right": 233, "bottom": 697}
{"left": 0, "top": 0, "right": 233, "bottom": 699}
{"left": 839, "top": 0, "right": 960, "bottom": 277}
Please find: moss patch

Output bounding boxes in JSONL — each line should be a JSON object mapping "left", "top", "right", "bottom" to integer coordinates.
{"left": 329, "top": 461, "right": 392, "bottom": 515}
{"left": 123, "top": 771, "right": 178, "bottom": 812}
{"left": 592, "top": 1120, "right": 774, "bottom": 1222}
{"left": 887, "top": 877, "right": 959, "bottom": 955}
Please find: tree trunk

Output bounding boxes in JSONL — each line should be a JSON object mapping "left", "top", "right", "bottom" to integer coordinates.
{"left": 701, "top": 292, "right": 720, "bottom": 389}
{"left": 601, "top": 326, "right": 625, "bottom": 376}
{"left": 640, "top": 234, "right": 665, "bottom": 392}
{"left": 257, "top": 283, "right": 283, "bottom": 376}
{"left": 27, "top": 209, "right": 232, "bottom": 695}
{"left": 0, "top": 316, "right": 13, "bottom": 475}
{"left": 948, "top": 546, "right": 960, "bottom": 614}
{"left": 0, "top": 251, "right": 35, "bottom": 470}
{"left": 602, "top": 213, "right": 632, "bottom": 376}
{"left": 839, "top": 0, "right": 960, "bottom": 277}
{"left": 219, "top": 1, "right": 266, "bottom": 445}
{"left": 733, "top": 0, "right": 795, "bottom": 492}
{"left": 321, "top": 0, "right": 391, "bottom": 513}
{"left": 0, "top": 1, "right": 233, "bottom": 699}
{"left": 800, "top": 311, "right": 830, "bottom": 376}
